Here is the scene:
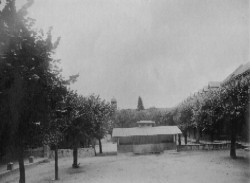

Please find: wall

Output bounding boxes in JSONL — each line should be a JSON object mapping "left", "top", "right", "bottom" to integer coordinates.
{"left": 24, "top": 147, "right": 44, "bottom": 158}
{"left": 119, "top": 135, "right": 174, "bottom": 145}
{"left": 49, "top": 148, "right": 95, "bottom": 159}
{"left": 117, "top": 144, "right": 133, "bottom": 153}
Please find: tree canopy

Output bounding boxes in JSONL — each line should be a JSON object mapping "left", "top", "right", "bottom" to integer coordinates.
{"left": 172, "top": 74, "right": 249, "bottom": 158}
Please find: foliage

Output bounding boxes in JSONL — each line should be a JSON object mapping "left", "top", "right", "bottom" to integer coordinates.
{"left": 0, "top": 0, "right": 60, "bottom": 154}
{"left": 112, "top": 108, "right": 173, "bottom": 128}
{"left": 85, "top": 95, "right": 114, "bottom": 140}
{"left": 173, "top": 72, "right": 249, "bottom": 156}
{"left": 0, "top": 0, "right": 78, "bottom": 181}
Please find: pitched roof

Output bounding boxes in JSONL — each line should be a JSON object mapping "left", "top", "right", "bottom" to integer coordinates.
{"left": 112, "top": 126, "right": 182, "bottom": 137}
{"left": 222, "top": 62, "right": 250, "bottom": 85}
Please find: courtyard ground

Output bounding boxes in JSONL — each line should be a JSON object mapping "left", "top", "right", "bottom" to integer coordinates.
{"left": 1, "top": 149, "right": 249, "bottom": 183}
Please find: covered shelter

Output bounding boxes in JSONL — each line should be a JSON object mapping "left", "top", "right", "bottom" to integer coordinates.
{"left": 112, "top": 121, "right": 182, "bottom": 154}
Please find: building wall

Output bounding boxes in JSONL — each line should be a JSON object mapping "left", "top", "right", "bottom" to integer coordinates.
{"left": 119, "top": 135, "right": 174, "bottom": 145}
{"left": 117, "top": 144, "right": 133, "bottom": 153}
{"left": 117, "top": 142, "right": 176, "bottom": 154}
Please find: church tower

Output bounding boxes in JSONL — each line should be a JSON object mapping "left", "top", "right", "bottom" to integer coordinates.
{"left": 111, "top": 97, "right": 117, "bottom": 110}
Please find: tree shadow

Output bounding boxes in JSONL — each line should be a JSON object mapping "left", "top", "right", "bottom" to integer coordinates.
{"left": 66, "top": 165, "right": 86, "bottom": 175}
{"left": 222, "top": 155, "right": 250, "bottom": 166}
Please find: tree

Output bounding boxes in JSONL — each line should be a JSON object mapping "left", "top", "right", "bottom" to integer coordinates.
{"left": 0, "top": 1, "right": 55, "bottom": 182}
{"left": 174, "top": 72, "right": 249, "bottom": 158}
{"left": 0, "top": 1, "right": 76, "bottom": 181}
{"left": 199, "top": 89, "right": 224, "bottom": 142}
{"left": 84, "top": 95, "right": 114, "bottom": 154}
{"left": 176, "top": 103, "right": 193, "bottom": 144}
{"left": 42, "top": 82, "right": 69, "bottom": 180}
{"left": 191, "top": 97, "right": 203, "bottom": 143}
{"left": 161, "top": 110, "right": 177, "bottom": 126}
{"left": 64, "top": 92, "right": 93, "bottom": 168}
{"left": 220, "top": 77, "right": 249, "bottom": 158}
{"left": 137, "top": 96, "right": 144, "bottom": 111}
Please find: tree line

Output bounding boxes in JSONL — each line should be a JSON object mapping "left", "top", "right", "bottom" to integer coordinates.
{"left": 0, "top": 1, "right": 114, "bottom": 182}
{"left": 173, "top": 74, "right": 249, "bottom": 158}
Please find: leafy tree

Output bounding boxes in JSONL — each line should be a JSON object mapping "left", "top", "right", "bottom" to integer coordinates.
{"left": 190, "top": 97, "right": 203, "bottom": 143}
{"left": 0, "top": 1, "right": 52, "bottom": 182}
{"left": 87, "top": 95, "right": 114, "bottom": 154}
{"left": 174, "top": 72, "right": 249, "bottom": 158}
{"left": 176, "top": 103, "right": 193, "bottom": 144}
{"left": 220, "top": 78, "right": 249, "bottom": 158}
{"left": 161, "top": 110, "right": 177, "bottom": 126}
{"left": 0, "top": 0, "right": 77, "bottom": 181}
{"left": 64, "top": 91, "right": 82, "bottom": 168}
{"left": 64, "top": 92, "right": 93, "bottom": 168}
{"left": 199, "top": 89, "right": 224, "bottom": 141}
{"left": 137, "top": 96, "right": 144, "bottom": 111}
{"left": 42, "top": 82, "right": 69, "bottom": 180}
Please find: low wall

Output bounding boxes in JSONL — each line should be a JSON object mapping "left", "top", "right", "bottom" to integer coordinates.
{"left": 24, "top": 147, "right": 44, "bottom": 158}
{"left": 177, "top": 143, "right": 231, "bottom": 151}
{"left": 1, "top": 147, "right": 46, "bottom": 163}
{"left": 49, "top": 148, "right": 95, "bottom": 159}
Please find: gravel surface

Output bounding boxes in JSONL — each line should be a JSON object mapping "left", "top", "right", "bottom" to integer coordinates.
{"left": 1, "top": 149, "right": 249, "bottom": 183}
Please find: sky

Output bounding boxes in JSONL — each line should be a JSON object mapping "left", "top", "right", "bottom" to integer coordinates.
{"left": 12, "top": 0, "right": 250, "bottom": 109}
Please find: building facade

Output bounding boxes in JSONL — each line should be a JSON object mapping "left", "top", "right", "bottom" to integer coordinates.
{"left": 112, "top": 121, "right": 182, "bottom": 154}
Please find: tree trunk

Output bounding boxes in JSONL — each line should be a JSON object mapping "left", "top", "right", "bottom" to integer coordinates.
{"left": 91, "top": 139, "right": 96, "bottom": 156}
{"left": 230, "top": 120, "right": 237, "bottom": 159}
{"left": 193, "top": 128, "right": 196, "bottom": 139}
{"left": 195, "top": 127, "right": 200, "bottom": 144}
{"left": 93, "top": 147, "right": 96, "bottom": 156}
{"left": 72, "top": 146, "right": 78, "bottom": 168}
{"left": 98, "top": 138, "right": 102, "bottom": 154}
{"left": 210, "top": 131, "right": 214, "bottom": 142}
{"left": 55, "top": 145, "right": 59, "bottom": 180}
{"left": 18, "top": 145, "right": 25, "bottom": 183}
{"left": 178, "top": 134, "right": 181, "bottom": 145}
{"left": 87, "top": 139, "right": 90, "bottom": 148}
{"left": 184, "top": 133, "right": 188, "bottom": 145}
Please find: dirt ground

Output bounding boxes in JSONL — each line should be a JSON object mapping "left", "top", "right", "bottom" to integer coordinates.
{"left": 1, "top": 148, "right": 249, "bottom": 183}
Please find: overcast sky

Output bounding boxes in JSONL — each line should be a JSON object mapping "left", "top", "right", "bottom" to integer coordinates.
{"left": 14, "top": 0, "right": 249, "bottom": 109}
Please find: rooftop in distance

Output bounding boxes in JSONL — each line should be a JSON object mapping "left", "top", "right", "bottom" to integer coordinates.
{"left": 136, "top": 120, "right": 155, "bottom": 124}
{"left": 112, "top": 126, "right": 182, "bottom": 137}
